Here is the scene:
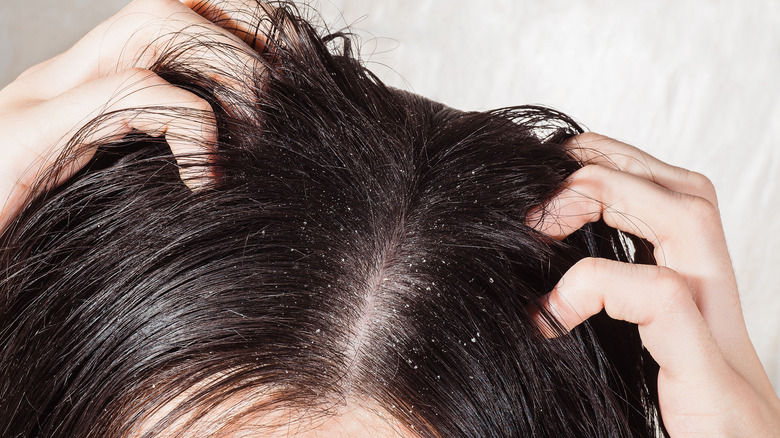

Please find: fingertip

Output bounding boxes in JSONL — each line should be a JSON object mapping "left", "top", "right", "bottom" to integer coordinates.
{"left": 563, "top": 132, "right": 608, "bottom": 149}
{"left": 102, "top": 69, "right": 219, "bottom": 191}
{"left": 533, "top": 314, "right": 561, "bottom": 340}
{"left": 530, "top": 294, "right": 568, "bottom": 339}
{"left": 166, "top": 136, "right": 216, "bottom": 191}
{"left": 165, "top": 101, "right": 217, "bottom": 190}
{"left": 526, "top": 202, "right": 569, "bottom": 241}
{"left": 179, "top": 165, "right": 214, "bottom": 192}
{"left": 526, "top": 204, "right": 575, "bottom": 241}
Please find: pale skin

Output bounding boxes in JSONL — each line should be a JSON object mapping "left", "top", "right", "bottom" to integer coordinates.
{"left": 531, "top": 133, "right": 780, "bottom": 436}
{"left": 1, "top": 0, "right": 778, "bottom": 435}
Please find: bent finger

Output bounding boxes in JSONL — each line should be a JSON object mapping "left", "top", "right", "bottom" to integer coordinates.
{"left": 536, "top": 258, "right": 780, "bottom": 437}
{"left": 565, "top": 133, "right": 718, "bottom": 207}
{"left": 535, "top": 258, "right": 722, "bottom": 379}
{"left": 16, "top": 68, "right": 216, "bottom": 193}
{"left": 529, "top": 163, "right": 721, "bottom": 259}
{"left": 525, "top": 163, "right": 774, "bottom": 390}
{"left": 528, "top": 164, "right": 735, "bottom": 318}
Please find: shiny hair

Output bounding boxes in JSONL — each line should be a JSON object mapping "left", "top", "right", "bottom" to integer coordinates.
{"left": 0, "top": 2, "right": 663, "bottom": 436}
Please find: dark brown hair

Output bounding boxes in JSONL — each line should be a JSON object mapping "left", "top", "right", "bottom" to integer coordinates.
{"left": 0, "top": 2, "right": 663, "bottom": 436}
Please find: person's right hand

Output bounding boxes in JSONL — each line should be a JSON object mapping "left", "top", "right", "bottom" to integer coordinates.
{"left": 0, "top": 0, "right": 274, "bottom": 231}
{"left": 530, "top": 133, "right": 780, "bottom": 436}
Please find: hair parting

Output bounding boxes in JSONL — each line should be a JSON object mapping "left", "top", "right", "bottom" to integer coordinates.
{"left": 0, "top": 2, "right": 664, "bottom": 437}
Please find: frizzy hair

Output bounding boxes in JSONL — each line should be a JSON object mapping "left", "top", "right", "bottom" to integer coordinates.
{"left": 0, "top": 1, "right": 664, "bottom": 437}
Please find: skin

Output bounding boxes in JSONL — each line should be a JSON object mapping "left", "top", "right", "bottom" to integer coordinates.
{"left": 130, "top": 383, "right": 414, "bottom": 437}
{"left": 531, "top": 133, "right": 780, "bottom": 436}
{"left": 0, "top": 0, "right": 267, "bottom": 229}
{"left": 1, "top": 0, "right": 778, "bottom": 435}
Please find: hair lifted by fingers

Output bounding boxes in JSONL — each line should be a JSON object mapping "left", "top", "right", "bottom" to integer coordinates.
{"left": 0, "top": 1, "right": 665, "bottom": 437}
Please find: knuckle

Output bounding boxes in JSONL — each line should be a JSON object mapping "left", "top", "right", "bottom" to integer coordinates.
{"left": 569, "top": 132, "right": 610, "bottom": 146}
{"left": 567, "top": 257, "right": 607, "bottom": 284}
{"left": 651, "top": 266, "right": 690, "bottom": 311}
{"left": 561, "top": 257, "right": 617, "bottom": 320}
{"left": 687, "top": 170, "right": 719, "bottom": 206}
{"left": 686, "top": 193, "right": 720, "bottom": 224}
{"left": 606, "top": 151, "right": 634, "bottom": 173}
{"left": 652, "top": 265, "right": 681, "bottom": 288}
{"left": 570, "top": 163, "right": 607, "bottom": 182}
{"left": 565, "top": 133, "right": 610, "bottom": 161}
{"left": 568, "top": 165, "right": 611, "bottom": 200}
{"left": 575, "top": 256, "right": 607, "bottom": 272}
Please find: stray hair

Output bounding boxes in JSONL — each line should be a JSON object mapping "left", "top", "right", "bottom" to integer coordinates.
{"left": 0, "top": 2, "right": 664, "bottom": 437}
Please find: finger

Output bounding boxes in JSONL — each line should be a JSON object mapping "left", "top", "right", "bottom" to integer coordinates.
{"left": 534, "top": 257, "right": 779, "bottom": 406}
{"left": 68, "top": 68, "right": 217, "bottom": 187}
{"left": 7, "top": 0, "right": 263, "bottom": 102}
{"left": 8, "top": 68, "right": 215, "bottom": 199}
{"left": 565, "top": 133, "right": 718, "bottom": 207}
{"left": 529, "top": 164, "right": 720, "bottom": 257}
{"left": 529, "top": 164, "right": 777, "bottom": 399}
{"left": 535, "top": 258, "right": 724, "bottom": 378}
{"left": 529, "top": 163, "right": 739, "bottom": 324}
{"left": 181, "top": 0, "right": 277, "bottom": 51}
{"left": 536, "top": 258, "right": 780, "bottom": 438}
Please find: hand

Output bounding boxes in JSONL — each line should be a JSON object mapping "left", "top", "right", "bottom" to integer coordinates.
{"left": 0, "top": 0, "right": 271, "bottom": 231}
{"left": 530, "top": 133, "right": 780, "bottom": 436}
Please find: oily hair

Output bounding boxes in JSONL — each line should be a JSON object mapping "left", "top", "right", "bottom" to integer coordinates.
{"left": 0, "top": 2, "right": 664, "bottom": 437}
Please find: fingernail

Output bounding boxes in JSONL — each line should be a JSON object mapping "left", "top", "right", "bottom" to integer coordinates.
{"left": 529, "top": 296, "right": 561, "bottom": 339}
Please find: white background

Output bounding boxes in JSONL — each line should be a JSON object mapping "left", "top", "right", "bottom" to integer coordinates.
{"left": 2, "top": 0, "right": 779, "bottom": 391}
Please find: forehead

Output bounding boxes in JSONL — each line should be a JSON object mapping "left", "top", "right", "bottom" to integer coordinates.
{"left": 131, "top": 386, "right": 416, "bottom": 438}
